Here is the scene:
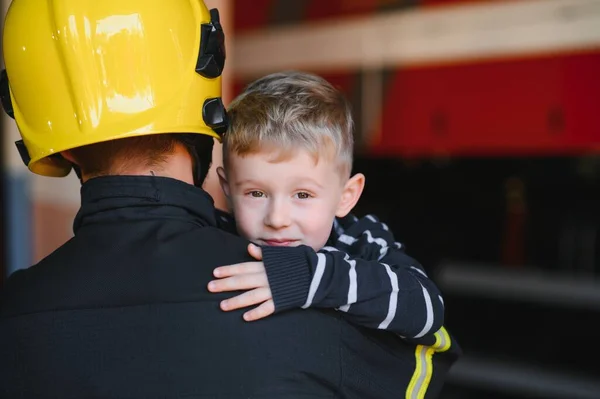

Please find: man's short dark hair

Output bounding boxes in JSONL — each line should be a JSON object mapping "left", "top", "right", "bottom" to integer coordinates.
{"left": 69, "top": 134, "right": 214, "bottom": 184}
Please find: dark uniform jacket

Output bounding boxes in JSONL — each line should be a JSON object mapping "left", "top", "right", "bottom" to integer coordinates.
{"left": 0, "top": 176, "right": 458, "bottom": 398}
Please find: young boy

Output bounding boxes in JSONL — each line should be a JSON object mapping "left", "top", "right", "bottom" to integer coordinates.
{"left": 209, "top": 70, "right": 445, "bottom": 336}
{"left": 208, "top": 72, "right": 459, "bottom": 395}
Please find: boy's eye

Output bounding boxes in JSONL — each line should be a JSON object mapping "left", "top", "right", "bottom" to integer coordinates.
{"left": 248, "top": 191, "right": 265, "bottom": 198}
{"left": 296, "top": 192, "right": 311, "bottom": 199}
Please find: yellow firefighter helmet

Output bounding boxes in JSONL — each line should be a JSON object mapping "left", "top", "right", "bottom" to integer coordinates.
{"left": 1, "top": 0, "right": 227, "bottom": 177}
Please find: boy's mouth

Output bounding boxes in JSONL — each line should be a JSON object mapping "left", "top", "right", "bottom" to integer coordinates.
{"left": 261, "top": 239, "right": 298, "bottom": 247}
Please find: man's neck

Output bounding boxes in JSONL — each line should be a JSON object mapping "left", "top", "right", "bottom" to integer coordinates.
{"left": 81, "top": 143, "right": 195, "bottom": 185}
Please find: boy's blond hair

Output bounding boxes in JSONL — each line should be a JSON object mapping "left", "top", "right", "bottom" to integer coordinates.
{"left": 223, "top": 71, "right": 354, "bottom": 177}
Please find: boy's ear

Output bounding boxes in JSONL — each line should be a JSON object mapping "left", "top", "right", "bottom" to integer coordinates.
{"left": 336, "top": 173, "right": 365, "bottom": 218}
{"left": 216, "top": 166, "right": 231, "bottom": 198}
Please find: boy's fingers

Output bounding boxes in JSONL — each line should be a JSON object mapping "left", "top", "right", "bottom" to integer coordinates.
{"left": 213, "top": 261, "right": 264, "bottom": 278}
{"left": 248, "top": 244, "right": 263, "bottom": 261}
{"left": 208, "top": 272, "right": 268, "bottom": 293}
{"left": 243, "top": 299, "right": 275, "bottom": 322}
{"left": 220, "top": 287, "right": 271, "bottom": 311}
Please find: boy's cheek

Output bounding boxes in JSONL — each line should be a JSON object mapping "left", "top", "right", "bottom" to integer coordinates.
{"left": 234, "top": 211, "right": 260, "bottom": 240}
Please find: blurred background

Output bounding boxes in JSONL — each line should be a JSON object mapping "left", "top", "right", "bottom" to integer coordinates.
{"left": 1, "top": 0, "right": 599, "bottom": 398}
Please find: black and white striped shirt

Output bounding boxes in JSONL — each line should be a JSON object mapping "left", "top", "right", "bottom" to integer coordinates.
{"left": 261, "top": 213, "right": 445, "bottom": 339}
{"left": 217, "top": 210, "right": 445, "bottom": 339}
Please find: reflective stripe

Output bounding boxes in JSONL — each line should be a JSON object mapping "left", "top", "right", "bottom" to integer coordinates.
{"left": 406, "top": 345, "right": 434, "bottom": 399}
{"left": 405, "top": 327, "right": 452, "bottom": 399}
{"left": 433, "top": 327, "right": 452, "bottom": 352}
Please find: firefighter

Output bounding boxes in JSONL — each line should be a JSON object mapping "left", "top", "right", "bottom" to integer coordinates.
{"left": 0, "top": 1, "right": 450, "bottom": 397}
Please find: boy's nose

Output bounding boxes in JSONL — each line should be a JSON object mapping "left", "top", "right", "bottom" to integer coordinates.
{"left": 265, "top": 200, "right": 291, "bottom": 229}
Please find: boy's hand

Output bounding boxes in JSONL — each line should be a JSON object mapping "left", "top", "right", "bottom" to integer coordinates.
{"left": 208, "top": 244, "right": 275, "bottom": 321}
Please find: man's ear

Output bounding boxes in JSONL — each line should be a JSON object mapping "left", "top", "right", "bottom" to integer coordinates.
{"left": 60, "top": 150, "right": 76, "bottom": 164}
{"left": 216, "top": 166, "right": 231, "bottom": 198}
{"left": 336, "top": 173, "right": 365, "bottom": 218}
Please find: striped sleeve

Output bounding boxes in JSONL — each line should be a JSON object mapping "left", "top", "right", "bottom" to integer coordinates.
{"left": 334, "top": 214, "right": 445, "bottom": 338}
{"left": 262, "top": 214, "right": 445, "bottom": 338}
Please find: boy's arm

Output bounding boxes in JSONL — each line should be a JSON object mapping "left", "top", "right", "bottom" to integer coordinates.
{"left": 262, "top": 215, "right": 445, "bottom": 339}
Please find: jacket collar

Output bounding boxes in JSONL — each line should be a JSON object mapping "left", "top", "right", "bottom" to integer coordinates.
{"left": 73, "top": 175, "right": 217, "bottom": 233}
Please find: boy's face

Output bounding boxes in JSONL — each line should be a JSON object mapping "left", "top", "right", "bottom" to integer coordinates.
{"left": 218, "top": 149, "right": 364, "bottom": 251}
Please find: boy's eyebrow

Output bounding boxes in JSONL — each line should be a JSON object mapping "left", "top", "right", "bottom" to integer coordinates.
{"left": 294, "top": 177, "right": 325, "bottom": 189}
{"left": 233, "top": 179, "right": 263, "bottom": 187}
{"left": 234, "top": 177, "right": 325, "bottom": 189}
